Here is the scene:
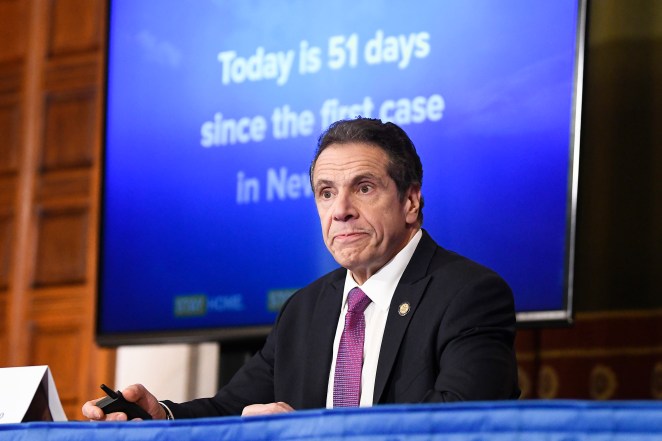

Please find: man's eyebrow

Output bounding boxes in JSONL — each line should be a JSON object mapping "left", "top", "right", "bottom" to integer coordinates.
{"left": 313, "top": 172, "right": 385, "bottom": 191}
{"left": 350, "top": 173, "right": 381, "bottom": 185}
{"left": 313, "top": 179, "right": 334, "bottom": 191}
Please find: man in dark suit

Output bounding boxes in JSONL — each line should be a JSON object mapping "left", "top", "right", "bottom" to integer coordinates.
{"left": 83, "top": 118, "right": 519, "bottom": 420}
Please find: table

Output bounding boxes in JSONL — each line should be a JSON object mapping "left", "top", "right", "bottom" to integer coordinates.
{"left": 2, "top": 400, "right": 662, "bottom": 440}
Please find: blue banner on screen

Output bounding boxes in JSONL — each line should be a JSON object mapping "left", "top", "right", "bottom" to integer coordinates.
{"left": 99, "top": 0, "right": 583, "bottom": 341}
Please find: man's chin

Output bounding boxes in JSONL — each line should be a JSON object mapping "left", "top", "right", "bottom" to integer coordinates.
{"left": 330, "top": 249, "right": 372, "bottom": 271}
{"left": 330, "top": 252, "right": 361, "bottom": 270}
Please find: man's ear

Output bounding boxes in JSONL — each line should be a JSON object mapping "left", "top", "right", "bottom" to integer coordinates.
{"left": 404, "top": 185, "right": 422, "bottom": 225}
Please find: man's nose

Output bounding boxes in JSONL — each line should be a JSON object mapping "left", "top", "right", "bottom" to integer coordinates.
{"left": 332, "top": 192, "right": 357, "bottom": 222}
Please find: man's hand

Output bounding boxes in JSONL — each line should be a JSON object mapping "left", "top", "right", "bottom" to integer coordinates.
{"left": 82, "top": 384, "right": 167, "bottom": 421}
{"left": 241, "top": 402, "right": 294, "bottom": 417}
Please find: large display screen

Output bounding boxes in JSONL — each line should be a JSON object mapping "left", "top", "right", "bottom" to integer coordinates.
{"left": 97, "top": 0, "right": 586, "bottom": 345}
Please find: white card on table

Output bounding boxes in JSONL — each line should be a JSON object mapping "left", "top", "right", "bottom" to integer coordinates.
{"left": 0, "top": 365, "right": 67, "bottom": 423}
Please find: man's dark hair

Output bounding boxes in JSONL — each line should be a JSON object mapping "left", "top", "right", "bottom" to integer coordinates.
{"left": 309, "top": 117, "right": 424, "bottom": 224}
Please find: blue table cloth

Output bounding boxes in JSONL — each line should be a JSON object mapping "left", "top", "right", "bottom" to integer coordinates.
{"left": 2, "top": 401, "right": 662, "bottom": 440}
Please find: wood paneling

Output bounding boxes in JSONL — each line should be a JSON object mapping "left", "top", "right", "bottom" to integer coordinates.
{"left": 0, "top": 95, "right": 19, "bottom": 297}
{"left": 0, "top": 175, "right": 15, "bottom": 211}
{"left": 29, "top": 318, "right": 85, "bottom": 418}
{"left": 34, "top": 208, "right": 89, "bottom": 287}
{"left": 41, "top": 90, "right": 96, "bottom": 171}
{"left": 0, "top": 100, "right": 20, "bottom": 172}
{"left": 517, "top": 310, "right": 662, "bottom": 399}
{"left": 1, "top": 0, "right": 114, "bottom": 422}
{"left": 0, "top": 215, "right": 11, "bottom": 289}
{"left": 47, "top": 0, "right": 102, "bottom": 58}
{"left": 0, "top": 0, "right": 26, "bottom": 64}
{"left": 0, "top": 296, "right": 6, "bottom": 366}
{"left": 37, "top": 169, "right": 91, "bottom": 204}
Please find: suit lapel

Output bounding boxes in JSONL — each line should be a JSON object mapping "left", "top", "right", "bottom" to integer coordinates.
{"left": 302, "top": 274, "right": 344, "bottom": 408}
{"left": 373, "top": 230, "right": 437, "bottom": 403}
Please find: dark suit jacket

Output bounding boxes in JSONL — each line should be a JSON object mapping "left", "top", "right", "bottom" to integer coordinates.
{"left": 165, "top": 230, "right": 519, "bottom": 417}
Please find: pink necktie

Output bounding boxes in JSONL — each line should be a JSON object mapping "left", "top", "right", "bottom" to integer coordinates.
{"left": 333, "top": 287, "right": 372, "bottom": 407}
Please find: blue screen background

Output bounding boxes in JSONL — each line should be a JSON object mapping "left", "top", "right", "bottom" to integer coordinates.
{"left": 100, "top": 0, "right": 580, "bottom": 335}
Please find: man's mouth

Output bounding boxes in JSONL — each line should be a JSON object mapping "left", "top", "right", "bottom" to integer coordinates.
{"left": 332, "top": 231, "right": 368, "bottom": 242}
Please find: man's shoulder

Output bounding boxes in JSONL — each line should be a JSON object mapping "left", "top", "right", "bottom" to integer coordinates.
{"left": 307, "top": 266, "right": 346, "bottom": 288}
{"left": 410, "top": 231, "right": 515, "bottom": 323}
{"left": 279, "top": 266, "right": 345, "bottom": 311}
{"left": 292, "top": 266, "right": 345, "bottom": 297}
{"left": 410, "top": 230, "right": 509, "bottom": 287}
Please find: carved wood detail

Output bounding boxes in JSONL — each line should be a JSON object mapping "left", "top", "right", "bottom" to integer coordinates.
{"left": 33, "top": 207, "right": 89, "bottom": 287}
{"left": 46, "top": 0, "right": 102, "bottom": 59}
{"left": 41, "top": 89, "right": 97, "bottom": 171}
{"left": 37, "top": 168, "right": 92, "bottom": 205}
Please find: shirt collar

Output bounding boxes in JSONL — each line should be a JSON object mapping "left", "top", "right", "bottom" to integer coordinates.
{"left": 342, "top": 229, "right": 422, "bottom": 312}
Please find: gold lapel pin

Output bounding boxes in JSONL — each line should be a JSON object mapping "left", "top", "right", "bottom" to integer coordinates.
{"left": 398, "top": 302, "right": 411, "bottom": 316}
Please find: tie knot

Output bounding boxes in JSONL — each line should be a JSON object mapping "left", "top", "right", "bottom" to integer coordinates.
{"left": 347, "top": 287, "right": 371, "bottom": 314}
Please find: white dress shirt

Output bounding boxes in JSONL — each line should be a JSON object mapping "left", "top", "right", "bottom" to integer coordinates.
{"left": 326, "top": 229, "right": 422, "bottom": 408}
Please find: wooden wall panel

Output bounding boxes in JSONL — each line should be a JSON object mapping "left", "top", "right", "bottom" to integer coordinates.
{"left": 0, "top": 1, "right": 21, "bottom": 373}
{"left": 34, "top": 208, "right": 88, "bottom": 286}
{"left": 0, "top": 294, "right": 6, "bottom": 365}
{"left": 0, "top": 161, "right": 9, "bottom": 384}
{"left": 0, "top": 176, "right": 16, "bottom": 210}
{"left": 0, "top": 0, "right": 26, "bottom": 64}
{"left": 28, "top": 318, "right": 85, "bottom": 418}
{"left": 0, "top": 100, "right": 20, "bottom": 171}
{"left": 37, "top": 169, "right": 91, "bottom": 203}
{"left": 0, "top": 216, "right": 11, "bottom": 289}
{"left": 1, "top": 0, "right": 115, "bottom": 421}
{"left": 47, "top": 0, "right": 102, "bottom": 58}
{"left": 42, "top": 90, "right": 96, "bottom": 171}
{"left": 517, "top": 310, "right": 662, "bottom": 399}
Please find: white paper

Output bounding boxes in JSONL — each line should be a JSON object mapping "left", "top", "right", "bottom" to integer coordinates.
{"left": 0, "top": 365, "right": 67, "bottom": 424}
{"left": 46, "top": 367, "right": 67, "bottom": 421}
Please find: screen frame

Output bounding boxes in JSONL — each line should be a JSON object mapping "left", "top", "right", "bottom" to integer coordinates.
{"left": 513, "top": 0, "right": 587, "bottom": 326}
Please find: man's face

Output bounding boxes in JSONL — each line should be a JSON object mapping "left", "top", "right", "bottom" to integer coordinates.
{"left": 312, "top": 142, "right": 421, "bottom": 284}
